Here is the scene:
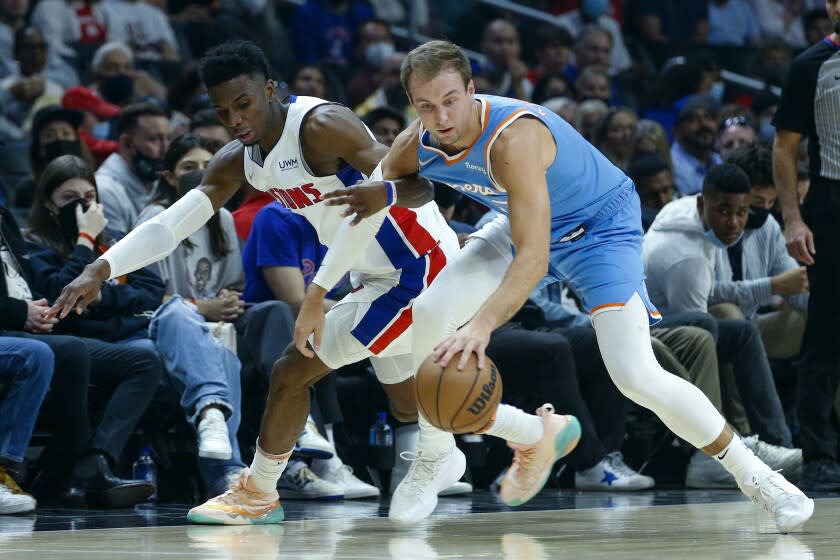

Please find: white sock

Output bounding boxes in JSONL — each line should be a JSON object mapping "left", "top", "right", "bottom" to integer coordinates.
{"left": 714, "top": 435, "right": 770, "bottom": 486}
{"left": 249, "top": 440, "right": 292, "bottom": 493}
{"left": 481, "top": 404, "right": 544, "bottom": 445}
{"left": 417, "top": 413, "right": 456, "bottom": 456}
{"left": 391, "top": 423, "right": 420, "bottom": 491}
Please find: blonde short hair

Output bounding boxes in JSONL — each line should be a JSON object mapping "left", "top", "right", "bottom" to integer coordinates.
{"left": 401, "top": 40, "right": 472, "bottom": 93}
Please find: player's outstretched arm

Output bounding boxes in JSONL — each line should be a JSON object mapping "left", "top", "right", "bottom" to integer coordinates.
{"left": 322, "top": 118, "right": 432, "bottom": 221}
{"left": 46, "top": 142, "right": 247, "bottom": 319}
{"left": 434, "top": 118, "right": 553, "bottom": 370}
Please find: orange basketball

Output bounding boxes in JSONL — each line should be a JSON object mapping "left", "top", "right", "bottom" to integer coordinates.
{"left": 415, "top": 351, "right": 502, "bottom": 434}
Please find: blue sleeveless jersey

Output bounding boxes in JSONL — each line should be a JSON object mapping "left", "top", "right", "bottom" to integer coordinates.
{"left": 418, "top": 95, "right": 629, "bottom": 241}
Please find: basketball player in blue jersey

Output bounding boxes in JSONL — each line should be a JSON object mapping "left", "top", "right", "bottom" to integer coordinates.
{"left": 46, "top": 40, "right": 582, "bottom": 526}
{"left": 314, "top": 40, "right": 814, "bottom": 532}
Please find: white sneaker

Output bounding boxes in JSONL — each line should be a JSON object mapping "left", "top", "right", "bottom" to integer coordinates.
{"left": 742, "top": 436, "right": 802, "bottom": 482}
{"left": 294, "top": 417, "right": 334, "bottom": 459}
{"left": 575, "top": 452, "right": 655, "bottom": 491}
{"left": 277, "top": 462, "right": 344, "bottom": 501}
{"left": 0, "top": 468, "right": 36, "bottom": 514}
{"left": 685, "top": 450, "right": 736, "bottom": 488}
{"left": 739, "top": 470, "right": 814, "bottom": 533}
{"left": 389, "top": 447, "right": 466, "bottom": 525}
{"left": 197, "top": 408, "right": 233, "bottom": 460}
{"left": 315, "top": 464, "right": 380, "bottom": 499}
{"left": 439, "top": 481, "right": 473, "bottom": 496}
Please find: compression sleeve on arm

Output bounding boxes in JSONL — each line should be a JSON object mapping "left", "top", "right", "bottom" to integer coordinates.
{"left": 311, "top": 162, "right": 388, "bottom": 291}
{"left": 101, "top": 189, "right": 215, "bottom": 279}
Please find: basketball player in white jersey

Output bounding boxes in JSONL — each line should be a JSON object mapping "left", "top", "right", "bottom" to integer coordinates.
{"left": 46, "top": 40, "right": 581, "bottom": 525}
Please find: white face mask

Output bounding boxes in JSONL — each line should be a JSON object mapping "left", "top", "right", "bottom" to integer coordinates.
{"left": 365, "top": 41, "right": 395, "bottom": 68}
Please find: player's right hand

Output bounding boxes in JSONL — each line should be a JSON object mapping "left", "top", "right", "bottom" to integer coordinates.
{"left": 45, "top": 259, "right": 111, "bottom": 319}
{"left": 322, "top": 180, "right": 388, "bottom": 225}
{"left": 784, "top": 218, "right": 815, "bottom": 265}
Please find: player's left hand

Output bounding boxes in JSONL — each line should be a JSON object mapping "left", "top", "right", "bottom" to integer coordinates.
{"left": 322, "top": 180, "right": 389, "bottom": 225}
{"left": 432, "top": 320, "right": 493, "bottom": 371}
{"left": 294, "top": 286, "right": 327, "bottom": 358}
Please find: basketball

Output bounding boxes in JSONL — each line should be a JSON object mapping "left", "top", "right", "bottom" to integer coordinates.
{"left": 415, "top": 352, "right": 502, "bottom": 434}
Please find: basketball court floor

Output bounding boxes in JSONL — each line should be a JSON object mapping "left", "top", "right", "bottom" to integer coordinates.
{"left": 2, "top": 490, "right": 837, "bottom": 559}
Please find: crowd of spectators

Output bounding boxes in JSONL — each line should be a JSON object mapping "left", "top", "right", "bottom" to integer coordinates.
{"left": 2, "top": 0, "right": 838, "bottom": 515}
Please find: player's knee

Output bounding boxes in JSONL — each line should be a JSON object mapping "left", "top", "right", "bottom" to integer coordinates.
{"left": 389, "top": 399, "right": 418, "bottom": 423}
{"left": 268, "top": 344, "right": 326, "bottom": 396}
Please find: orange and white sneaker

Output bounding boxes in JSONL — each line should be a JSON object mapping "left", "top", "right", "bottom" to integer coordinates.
{"left": 499, "top": 404, "right": 581, "bottom": 506}
{"left": 187, "top": 469, "right": 285, "bottom": 525}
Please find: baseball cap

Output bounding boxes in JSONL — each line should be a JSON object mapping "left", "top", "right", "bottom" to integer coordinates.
{"left": 62, "top": 86, "right": 122, "bottom": 119}
{"left": 31, "top": 105, "right": 84, "bottom": 136}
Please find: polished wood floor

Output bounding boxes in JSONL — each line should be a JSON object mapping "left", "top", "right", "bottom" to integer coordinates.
{"left": 1, "top": 491, "right": 837, "bottom": 559}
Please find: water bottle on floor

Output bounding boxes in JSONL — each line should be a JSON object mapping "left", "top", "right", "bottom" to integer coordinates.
{"left": 369, "top": 412, "right": 394, "bottom": 491}
{"left": 132, "top": 445, "right": 158, "bottom": 502}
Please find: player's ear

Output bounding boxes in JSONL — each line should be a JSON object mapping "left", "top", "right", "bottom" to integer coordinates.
{"left": 265, "top": 79, "right": 276, "bottom": 101}
{"left": 467, "top": 79, "right": 475, "bottom": 96}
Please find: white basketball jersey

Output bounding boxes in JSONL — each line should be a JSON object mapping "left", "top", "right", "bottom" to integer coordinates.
{"left": 243, "top": 95, "right": 456, "bottom": 277}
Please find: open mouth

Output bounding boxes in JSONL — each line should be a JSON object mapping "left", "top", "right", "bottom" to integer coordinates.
{"left": 235, "top": 131, "right": 253, "bottom": 142}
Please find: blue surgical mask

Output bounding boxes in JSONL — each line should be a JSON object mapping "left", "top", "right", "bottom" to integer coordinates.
{"left": 758, "top": 118, "right": 775, "bottom": 142}
{"left": 709, "top": 81, "right": 725, "bottom": 104}
{"left": 703, "top": 227, "right": 742, "bottom": 248}
{"left": 92, "top": 121, "right": 111, "bottom": 139}
{"left": 365, "top": 41, "right": 395, "bottom": 68}
{"left": 582, "top": 0, "right": 609, "bottom": 19}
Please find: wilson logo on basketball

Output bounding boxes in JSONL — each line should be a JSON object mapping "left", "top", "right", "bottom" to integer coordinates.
{"left": 467, "top": 364, "right": 498, "bottom": 416}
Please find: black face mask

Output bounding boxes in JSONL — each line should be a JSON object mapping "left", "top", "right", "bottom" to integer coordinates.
{"left": 56, "top": 198, "right": 90, "bottom": 241}
{"left": 176, "top": 169, "right": 204, "bottom": 198}
{"left": 100, "top": 74, "right": 134, "bottom": 104}
{"left": 133, "top": 151, "right": 164, "bottom": 183}
{"left": 43, "top": 140, "right": 82, "bottom": 163}
{"left": 745, "top": 206, "right": 771, "bottom": 230}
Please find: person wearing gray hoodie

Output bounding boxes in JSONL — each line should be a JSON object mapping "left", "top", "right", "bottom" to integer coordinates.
{"left": 643, "top": 164, "right": 796, "bottom": 456}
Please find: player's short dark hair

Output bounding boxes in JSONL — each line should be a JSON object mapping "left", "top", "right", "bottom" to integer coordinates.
{"left": 364, "top": 106, "right": 405, "bottom": 131}
{"left": 116, "top": 101, "right": 167, "bottom": 135}
{"left": 199, "top": 40, "right": 271, "bottom": 89}
{"left": 627, "top": 153, "right": 670, "bottom": 185}
{"left": 725, "top": 143, "right": 774, "bottom": 188}
{"left": 702, "top": 163, "right": 751, "bottom": 196}
{"left": 190, "top": 108, "right": 223, "bottom": 130}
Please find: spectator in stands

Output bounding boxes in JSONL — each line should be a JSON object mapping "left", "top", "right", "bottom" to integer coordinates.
{"left": 642, "top": 164, "right": 796, "bottom": 451}
{"left": 707, "top": 0, "right": 760, "bottom": 46}
{"left": 627, "top": 152, "right": 674, "bottom": 231}
{"left": 576, "top": 98, "right": 609, "bottom": 141}
{"left": 0, "top": 26, "right": 64, "bottom": 131}
{"left": 525, "top": 25, "right": 573, "bottom": 86}
{"left": 643, "top": 57, "right": 717, "bottom": 140}
{"left": 718, "top": 143, "right": 808, "bottom": 359}
{"left": 96, "top": 102, "right": 170, "bottom": 234}
{"left": 632, "top": 119, "right": 671, "bottom": 165}
{"left": 0, "top": 337, "right": 52, "bottom": 514}
{"left": 354, "top": 51, "right": 416, "bottom": 124}
{"left": 27, "top": 155, "right": 244, "bottom": 498}
{"left": 476, "top": 19, "right": 532, "bottom": 100}
{"left": 30, "top": 0, "right": 107, "bottom": 60}
{"left": 290, "top": 65, "right": 327, "bottom": 99}
{"left": 543, "top": 96, "right": 578, "bottom": 128}
{"left": 13, "top": 105, "right": 94, "bottom": 210}
{"left": 531, "top": 74, "right": 573, "bottom": 105}
{"left": 294, "top": 0, "right": 374, "bottom": 69}
{"left": 559, "top": 7, "right": 631, "bottom": 75}
{"left": 61, "top": 86, "right": 122, "bottom": 165}
{"left": 363, "top": 106, "right": 404, "bottom": 148}
{"left": 750, "top": 0, "right": 806, "bottom": 49}
{"left": 189, "top": 109, "right": 232, "bottom": 155}
{"left": 593, "top": 107, "right": 638, "bottom": 171}
{"left": 574, "top": 65, "right": 611, "bottom": 104}
{"left": 751, "top": 40, "right": 795, "bottom": 88}
{"left": 96, "top": 0, "right": 180, "bottom": 62}
{"left": 671, "top": 94, "right": 722, "bottom": 196}
{"left": 89, "top": 42, "right": 167, "bottom": 106}
{"left": 804, "top": 8, "right": 833, "bottom": 45}
{"left": 345, "top": 19, "right": 395, "bottom": 107}
{"left": 1, "top": 197, "right": 157, "bottom": 508}
{"left": 752, "top": 91, "right": 779, "bottom": 144}
{"left": 718, "top": 115, "right": 756, "bottom": 161}
{"left": 627, "top": 0, "right": 709, "bottom": 64}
